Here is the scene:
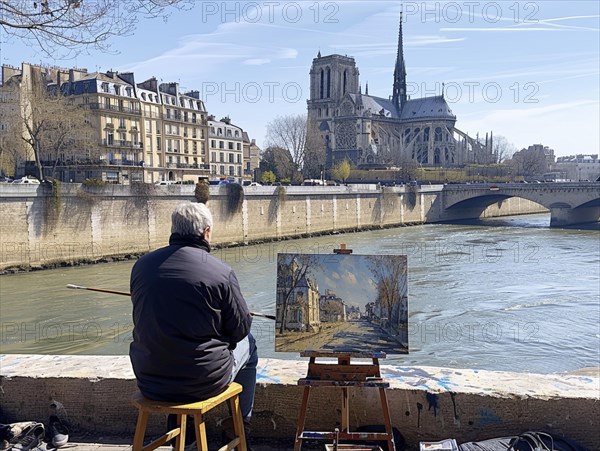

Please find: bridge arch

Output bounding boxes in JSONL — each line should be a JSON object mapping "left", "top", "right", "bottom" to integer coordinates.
{"left": 440, "top": 183, "right": 600, "bottom": 227}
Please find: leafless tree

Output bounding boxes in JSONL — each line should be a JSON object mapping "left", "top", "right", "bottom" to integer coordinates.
{"left": 265, "top": 114, "right": 308, "bottom": 171}
{"left": 511, "top": 147, "right": 548, "bottom": 177}
{"left": 302, "top": 119, "right": 326, "bottom": 179}
{"left": 493, "top": 135, "right": 517, "bottom": 163}
{"left": 367, "top": 255, "right": 407, "bottom": 329}
{"left": 20, "top": 86, "right": 100, "bottom": 180}
{"left": 276, "top": 253, "right": 321, "bottom": 335}
{"left": 0, "top": 0, "right": 194, "bottom": 57}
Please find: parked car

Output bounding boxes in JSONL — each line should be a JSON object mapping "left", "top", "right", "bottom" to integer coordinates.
{"left": 12, "top": 177, "right": 40, "bottom": 185}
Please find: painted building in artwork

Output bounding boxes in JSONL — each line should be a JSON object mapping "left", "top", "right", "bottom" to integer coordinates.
{"left": 307, "top": 14, "right": 494, "bottom": 170}
{"left": 276, "top": 258, "right": 321, "bottom": 332}
{"left": 319, "top": 289, "right": 346, "bottom": 323}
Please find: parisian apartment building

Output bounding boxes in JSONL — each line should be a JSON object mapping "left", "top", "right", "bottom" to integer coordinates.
{"left": 0, "top": 62, "right": 261, "bottom": 184}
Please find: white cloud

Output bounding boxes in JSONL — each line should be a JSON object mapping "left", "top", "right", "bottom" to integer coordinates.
{"left": 244, "top": 58, "right": 271, "bottom": 65}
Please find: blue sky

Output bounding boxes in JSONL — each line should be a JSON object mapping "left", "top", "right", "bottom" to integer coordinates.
{"left": 1, "top": 1, "right": 598, "bottom": 157}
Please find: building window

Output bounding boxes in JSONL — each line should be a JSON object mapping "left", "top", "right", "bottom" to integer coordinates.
{"left": 220, "top": 165, "right": 225, "bottom": 174}
{"left": 229, "top": 166, "right": 234, "bottom": 176}
{"left": 219, "top": 152, "right": 224, "bottom": 162}
{"left": 157, "top": 137, "right": 161, "bottom": 151}
{"left": 211, "top": 152, "right": 216, "bottom": 163}
{"left": 229, "top": 153, "right": 234, "bottom": 163}
{"left": 211, "top": 140, "right": 216, "bottom": 148}
{"left": 219, "top": 141, "right": 224, "bottom": 149}
{"left": 236, "top": 143, "right": 241, "bottom": 151}
{"left": 228, "top": 142, "right": 233, "bottom": 150}
{"left": 237, "top": 154, "right": 241, "bottom": 164}
{"left": 101, "top": 82, "right": 109, "bottom": 93}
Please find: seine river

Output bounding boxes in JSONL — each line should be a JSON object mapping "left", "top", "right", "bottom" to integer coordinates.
{"left": 1, "top": 213, "right": 598, "bottom": 374}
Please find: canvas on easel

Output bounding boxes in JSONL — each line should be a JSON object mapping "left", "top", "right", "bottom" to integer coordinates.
{"left": 275, "top": 252, "right": 409, "bottom": 354}
{"left": 275, "top": 248, "right": 409, "bottom": 450}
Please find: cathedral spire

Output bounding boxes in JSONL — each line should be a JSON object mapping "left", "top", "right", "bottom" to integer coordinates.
{"left": 365, "top": 81, "right": 369, "bottom": 95}
{"left": 392, "top": 10, "right": 407, "bottom": 114}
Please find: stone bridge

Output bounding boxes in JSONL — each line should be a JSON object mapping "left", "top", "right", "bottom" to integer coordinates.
{"left": 440, "top": 182, "right": 600, "bottom": 227}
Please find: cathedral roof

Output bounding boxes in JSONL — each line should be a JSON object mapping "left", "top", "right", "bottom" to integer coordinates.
{"left": 400, "top": 95, "right": 456, "bottom": 121}
{"left": 361, "top": 95, "right": 400, "bottom": 118}
{"left": 359, "top": 94, "right": 456, "bottom": 122}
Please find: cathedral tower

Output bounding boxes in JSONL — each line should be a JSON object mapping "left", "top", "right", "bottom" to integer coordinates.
{"left": 307, "top": 53, "right": 359, "bottom": 122}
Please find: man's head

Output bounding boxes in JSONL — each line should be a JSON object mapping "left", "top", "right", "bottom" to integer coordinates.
{"left": 171, "top": 202, "right": 213, "bottom": 242}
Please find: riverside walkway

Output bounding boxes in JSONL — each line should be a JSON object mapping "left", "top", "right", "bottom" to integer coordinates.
{"left": 1, "top": 355, "right": 598, "bottom": 450}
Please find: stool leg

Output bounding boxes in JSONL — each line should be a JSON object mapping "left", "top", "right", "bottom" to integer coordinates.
{"left": 192, "top": 414, "right": 209, "bottom": 451}
{"left": 229, "top": 395, "right": 247, "bottom": 451}
{"left": 173, "top": 414, "right": 186, "bottom": 451}
{"left": 132, "top": 409, "right": 149, "bottom": 451}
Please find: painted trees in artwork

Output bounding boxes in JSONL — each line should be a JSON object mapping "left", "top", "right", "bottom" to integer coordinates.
{"left": 367, "top": 255, "right": 408, "bottom": 331}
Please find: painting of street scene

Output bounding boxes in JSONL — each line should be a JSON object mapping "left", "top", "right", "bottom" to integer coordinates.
{"left": 275, "top": 253, "right": 409, "bottom": 354}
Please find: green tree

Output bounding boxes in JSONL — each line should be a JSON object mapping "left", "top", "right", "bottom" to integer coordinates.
{"left": 331, "top": 159, "right": 351, "bottom": 182}
{"left": 259, "top": 146, "right": 299, "bottom": 182}
{"left": 260, "top": 170, "right": 276, "bottom": 184}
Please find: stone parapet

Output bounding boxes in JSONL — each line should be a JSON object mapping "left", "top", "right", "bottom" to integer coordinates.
{"left": 0, "top": 355, "right": 597, "bottom": 449}
{"left": 0, "top": 184, "right": 547, "bottom": 271}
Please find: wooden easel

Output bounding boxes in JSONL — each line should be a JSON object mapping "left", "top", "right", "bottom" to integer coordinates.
{"left": 293, "top": 245, "right": 395, "bottom": 451}
{"left": 293, "top": 351, "right": 394, "bottom": 451}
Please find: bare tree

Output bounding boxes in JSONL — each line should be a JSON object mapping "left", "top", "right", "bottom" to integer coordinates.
{"left": 493, "top": 135, "right": 517, "bottom": 163}
{"left": 0, "top": 0, "right": 194, "bottom": 57}
{"left": 302, "top": 119, "right": 326, "bottom": 179}
{"left": 20, "top": 86, "right": 100, "bottom": 180}
{"left": 511, "top": 147, "right": 548, "bottom": 178}
{"left": 265, "top": 114, "right": 308, "bottom": 170}
{"left": 367, "top": 255, "right": 407, "bottom": 330}
{"left": 276, "top": 254, "right": 321, "bottom": 335}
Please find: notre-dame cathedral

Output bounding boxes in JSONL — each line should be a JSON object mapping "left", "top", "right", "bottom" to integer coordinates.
{"left": 307, "top": 14, "right": 494, "bottom": 169}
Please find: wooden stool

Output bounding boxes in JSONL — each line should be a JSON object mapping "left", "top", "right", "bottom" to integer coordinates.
{"left": 131, "top": 382, "right": 247, "bottom": 451}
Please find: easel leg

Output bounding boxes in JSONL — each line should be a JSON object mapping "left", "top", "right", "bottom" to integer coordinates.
{"left": 341, "top": 387, "right": 349, "bottom": 433}
{"left": 294, "top": 386, "right": 311, "bottom": 451}
{"left": 378, "top": 388, "right": 395, "bottom": 451}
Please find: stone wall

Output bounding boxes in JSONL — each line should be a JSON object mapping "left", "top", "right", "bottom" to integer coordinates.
{"left": 0, "top": 184, "right": 547, "bottom": 271}
{"left": 0, "top": 355, "right": 598, "bottom": 449}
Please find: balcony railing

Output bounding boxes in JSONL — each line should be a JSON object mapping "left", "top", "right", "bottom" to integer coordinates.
{"left": 102, "top": 139, "right": 143, "bottom": 149}
{"left": 88, "top": 103, "right": 142, "bottom": 115}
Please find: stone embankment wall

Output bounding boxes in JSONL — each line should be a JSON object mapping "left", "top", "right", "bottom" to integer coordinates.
{"left": 0, "top": 184, "right": 546, "bottom": 271}
{"left": 0, "top": 355, "right": 598, "bottom": 449}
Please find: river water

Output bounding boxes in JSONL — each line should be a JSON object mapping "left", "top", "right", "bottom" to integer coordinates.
{"left": 1, "top": 213, "right": 598, "bottom": 374}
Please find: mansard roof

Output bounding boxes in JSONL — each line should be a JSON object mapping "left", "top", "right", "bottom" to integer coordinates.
{"left": 400, "top": 95, "right": 456, "bottom": 121}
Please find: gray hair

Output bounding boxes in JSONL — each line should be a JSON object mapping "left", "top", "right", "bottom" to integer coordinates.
{"left": 171, "top": 202, "right": 213, "bottom": 236}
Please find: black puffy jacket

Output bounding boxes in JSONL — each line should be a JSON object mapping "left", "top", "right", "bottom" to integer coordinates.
{"left": 129, "top": 233, "right": 252, "bottom": 402}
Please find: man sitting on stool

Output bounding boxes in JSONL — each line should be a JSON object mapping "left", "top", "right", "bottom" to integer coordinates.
{"left": 129, "top": 201, "right": 258, "bottom": 448}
